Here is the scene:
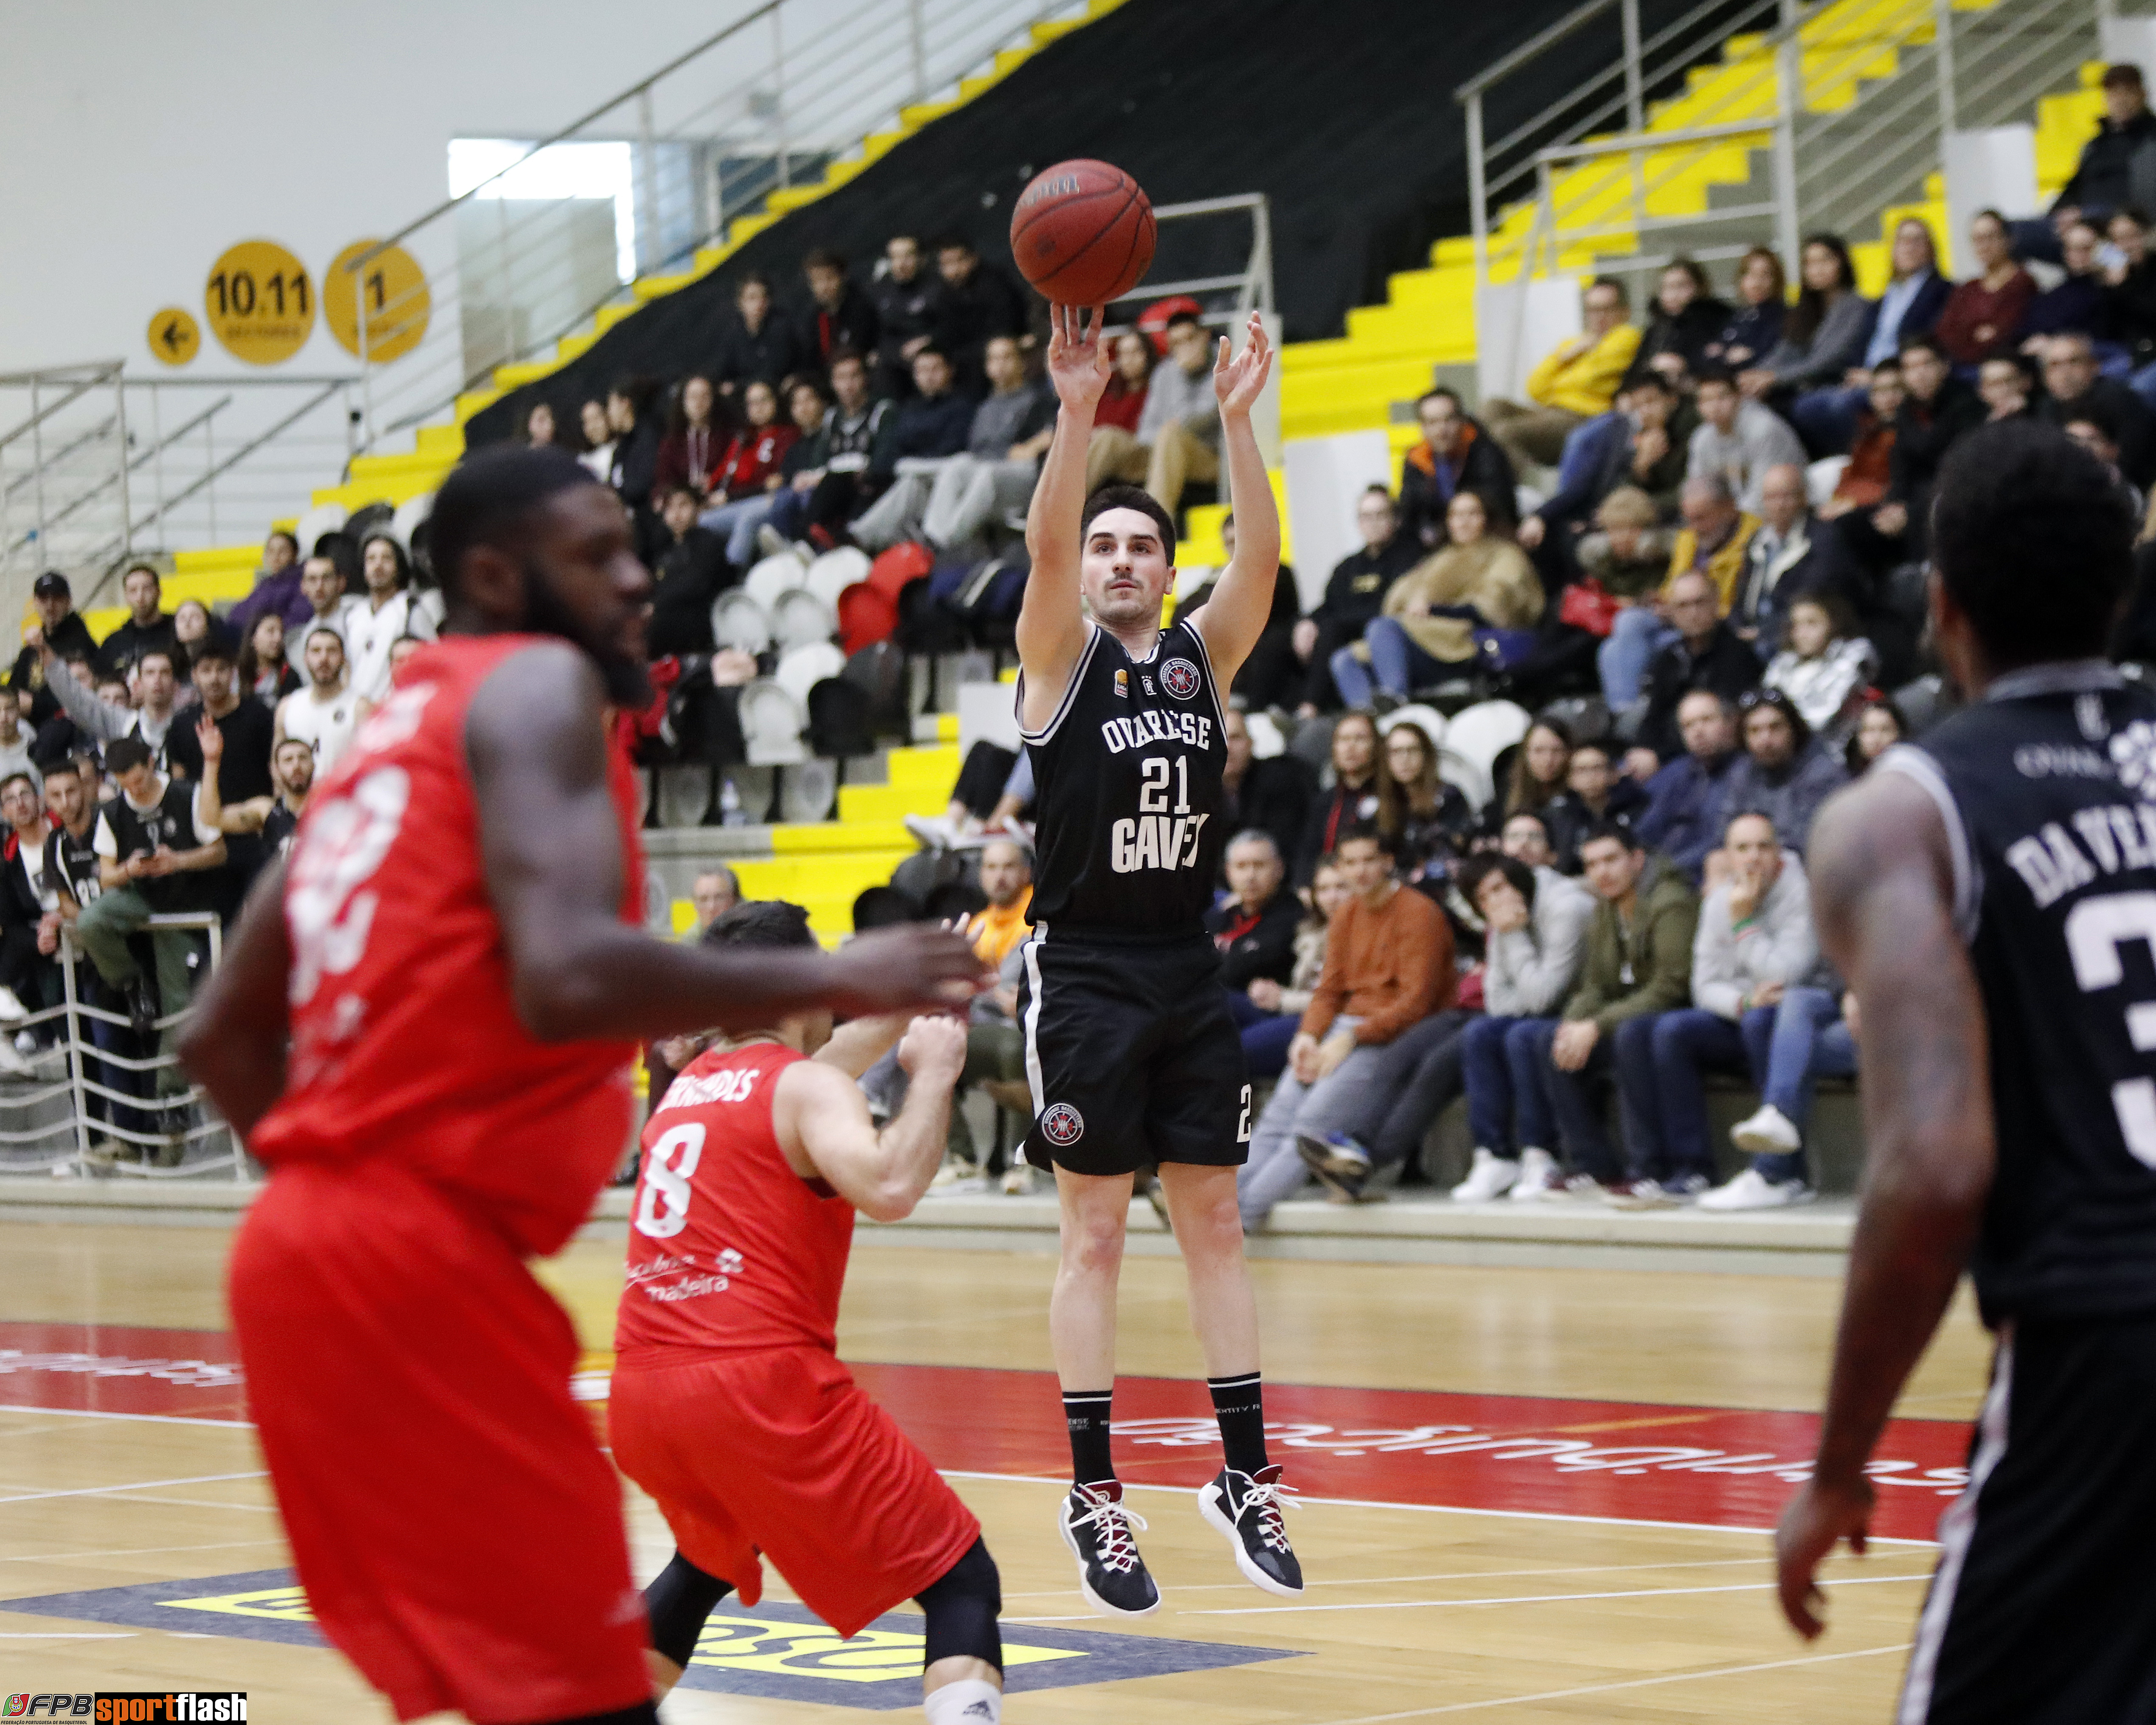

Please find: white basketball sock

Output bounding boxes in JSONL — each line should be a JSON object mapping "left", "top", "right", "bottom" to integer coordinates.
{"left": 923, "top": 1674, "right": 1003, "bottom": 1725}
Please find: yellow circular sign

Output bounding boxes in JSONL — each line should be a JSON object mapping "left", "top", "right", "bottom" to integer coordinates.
{"left": 147, "top": 307, "right": 200, "bottom": 367}
{"left": 324, "top": 239, "right": 431, "bottom": 364}
{"left": 204, "top": 240, "right": 315, "bottom": 365}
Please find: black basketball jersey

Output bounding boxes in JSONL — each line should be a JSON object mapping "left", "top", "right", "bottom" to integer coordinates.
{"left": 1021, "top": 618, "right": 1229, "bottom": 938}
{"left": 1893, "top": 662, "right": 2156, "bottom": 1324}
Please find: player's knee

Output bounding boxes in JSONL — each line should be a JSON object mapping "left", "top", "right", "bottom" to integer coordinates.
{"left": 915, "top": 1537, "right": 1004, "bottom": 1672}
{"left": 1060, "top": 1205, "right": 1127, "bottom": 1275}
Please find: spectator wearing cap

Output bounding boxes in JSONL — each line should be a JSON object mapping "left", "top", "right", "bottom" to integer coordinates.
{"left": 91, "top": 565, "right": 179, "bottom": 682}
{"left": 1721, "top": 688, "right": 1846, "bottom": 855}
{"left": 227, "top": 529, "right": 310, "bottom": 643}
{"left": 2043, "top": 64, "right": 2156, "bottom": 254}
{"left": 1398, "top": 388, "right": 1519, "bottom": 551}
{"left": 11, "top": 573, "right": 96, "bottom": 730}
{"left": 796, "top": 250, "right": 879, "bottom": 371}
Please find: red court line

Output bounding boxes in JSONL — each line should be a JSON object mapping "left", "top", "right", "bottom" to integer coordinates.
{"left": 0, "top": 1322, "right": 1971, "bottom": 1542}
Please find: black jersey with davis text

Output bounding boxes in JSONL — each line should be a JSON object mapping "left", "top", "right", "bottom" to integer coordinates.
{"left": 1888, "top": 662, "right": 2156, "bottom": 1326}
{"left": 1020, "top": 617, "right": 1228, "bottom": 938}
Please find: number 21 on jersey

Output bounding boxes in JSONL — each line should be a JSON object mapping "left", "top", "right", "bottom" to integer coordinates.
{"left": 1112, "top": 756, "right": 1208, "bottom": 874}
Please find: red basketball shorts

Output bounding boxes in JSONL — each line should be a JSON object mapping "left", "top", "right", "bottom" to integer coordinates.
{"left": 608, "top": 1345, "right": 981, "bottom": 1638}
{"left": 228, "top": 1158, "right": 649, "bottom": 1724}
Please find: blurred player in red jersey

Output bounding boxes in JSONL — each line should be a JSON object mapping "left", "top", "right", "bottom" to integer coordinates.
{"left": 184, "top": 446, "right": 984, "bottom": 1725}
{"left": 609, "top": 901, "right": 1008, "bottom": 1725}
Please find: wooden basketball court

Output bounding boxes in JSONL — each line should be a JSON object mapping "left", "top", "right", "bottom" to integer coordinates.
{"left": 0, "top": 1219, "right": 1993, "bottom": 1721}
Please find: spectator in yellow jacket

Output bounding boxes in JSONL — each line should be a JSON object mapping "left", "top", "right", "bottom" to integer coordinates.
{"left": 1483, "top": 278, "right": 1642, "bottom": 474}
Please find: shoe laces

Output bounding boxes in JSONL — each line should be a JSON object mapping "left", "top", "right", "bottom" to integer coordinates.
{"left": 1231, "top": 1471, "right": 1300, "bottom": 1553}
{"left": 1070, "top": 1487, "right": 1149, "bottom": 1575}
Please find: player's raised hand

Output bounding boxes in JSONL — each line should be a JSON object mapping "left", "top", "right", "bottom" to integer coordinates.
{"left": 896, "top": 1013, "right": 969, "bottom": 1084}
{"left": 1044, "top": 303, "right": 1112, "bottom": 413}
{"left": 1214, "top": 311, "right": 1273, "bottom": 420}
{"left": 1774, "top": 1472, "right": 1874, "bottom": 1638}
{"left": 825, "top": 923, "right": 990, "bottom": 1016}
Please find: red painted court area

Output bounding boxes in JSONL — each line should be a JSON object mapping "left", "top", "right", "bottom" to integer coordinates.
{"left": 1, "top": 1321, "right": 1968, "bottom": 1542}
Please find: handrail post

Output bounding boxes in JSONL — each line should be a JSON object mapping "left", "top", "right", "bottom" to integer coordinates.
{"left": 113, "top": 367, "right": 133, "bottom": 565}
{"left": 60, "top": 931, "right": 90, "bottom": 1178}
{"left": 29, "top": 376, "right": 46, "bottom": 569}
{"left": 1933, "top": 0, "right": 1957, "bottom": 138}
{"left": 1622, "top": 0, "right": 1645, "bottom": 132}
{"left": 1467, "top": 91, "right": 1490, "bottom": 289}
{"left": 772, "top": 10, "right": 790, "bottom": 192}
{"left": 638, "top": 85, "right": 660, "bottom": 273}
{"left": 909, "top": 0, "right": 929, "bottom": 108}
{"left": 1774, "top": 0, "right": 1804, "bottom": 278}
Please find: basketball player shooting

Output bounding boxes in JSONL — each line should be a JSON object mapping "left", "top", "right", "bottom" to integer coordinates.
{"left": 1012, "top": 302, "right": 1301, "bottom": 1616}
{"left": 609, "top": 902, "right": 1011, "bottom": 1725}
{"left": 1772, "top": 420, "right": 2156, "bottom": 1722}
{"left": 182, "top": 446, "right": 985, "bottom": 1725}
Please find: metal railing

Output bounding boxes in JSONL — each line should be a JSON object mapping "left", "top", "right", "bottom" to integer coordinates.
{"left": 337, "top": 0, "right": 1095, "bottom": 453}
{"left": 0, "top": 913, "right": 240, "bottom": 1182}
{"left": 0, "top": 366, "right": 362, "bottom": 589}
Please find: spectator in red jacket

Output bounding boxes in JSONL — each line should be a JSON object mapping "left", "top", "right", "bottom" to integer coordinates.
{"left": 1095, "top": 332, "right": 1154, "bottom": 434}
{"left": 697, "top": 381, "right": 800, "bottom": 567}
{"left": 1934, "top": 209, "right": 2037, "bottom": 366}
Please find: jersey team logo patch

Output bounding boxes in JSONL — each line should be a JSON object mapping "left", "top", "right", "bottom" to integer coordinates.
{"left": 1160, "top": 657, "right": 1201, "bottom": 700}
{"left": 1041, "top": 1102, "right": 1085, "bottom": 1146}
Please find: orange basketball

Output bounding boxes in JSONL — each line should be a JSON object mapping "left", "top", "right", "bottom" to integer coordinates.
{"left": 1009, "top": 159, "right": 1156, "bottom": 307}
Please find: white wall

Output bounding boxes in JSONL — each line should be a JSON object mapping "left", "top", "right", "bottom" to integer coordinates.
{"left": 0, "top": 0, "right": 774, "bottom": 377}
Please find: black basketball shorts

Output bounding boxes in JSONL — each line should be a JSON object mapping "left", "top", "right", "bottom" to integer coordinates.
{"left": 1014, "top": 929, "right": 1251, "bottom": 1177}
{"left": 1898, "top": 1310, "right": 2156, "bottom": 1723}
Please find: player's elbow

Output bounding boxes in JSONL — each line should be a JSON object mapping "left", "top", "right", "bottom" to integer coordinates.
{"left": 509, "top": 954, "right": 612, "bottom": 1043}
{"left": 860, "top": 1177, "right": 921, "bottom": 1225}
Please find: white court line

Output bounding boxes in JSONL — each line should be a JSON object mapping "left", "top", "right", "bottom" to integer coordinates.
{"left": 0, "top": 1471, "right": 265, "bottom": 1507}
{"left": 0, "top": 1538, "right": 282, "bottom": 1567}
{"left": 939, "top": 1469, "right": 1941, "bottom": 1547}
{"left": 1002, "top": 1553, "right": 1847, "bottom": 1600}
{"left": 1303, "top": 1641, "right": 1912, "bottom": 1723}
{"left": 121, "top": 1496, "right": 277, "bottom": 1514}
{"left": 1187, "top": 1570, "right": 1934, "bottom": 1616}
{"left": 0, "top": 1405, "right": 247, "bottom": 1429}
{"left": 0, "top": 1632, "right": 138, "bottom": 1640}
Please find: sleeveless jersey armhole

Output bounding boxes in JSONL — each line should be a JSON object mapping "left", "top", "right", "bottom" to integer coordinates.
{"left": 1018, "top": 623, "right": 1102, "bottom": 746}
{"left": 1876, "top": 743, "right": 1984, "bottom": 943}
{"left": 1181, "top": 618, "right": 1230, "bottom": 733}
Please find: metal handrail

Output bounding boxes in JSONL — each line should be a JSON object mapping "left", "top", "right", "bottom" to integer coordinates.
{"left": 1457, "top": 0, "right": 1620, "bottom": 99}
{"left": 1534, "top": 116, "right": 1782, "bottom": 163}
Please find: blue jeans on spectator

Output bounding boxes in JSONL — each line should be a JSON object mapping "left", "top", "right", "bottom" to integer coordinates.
{"left": 697, "top": 494, "right": 781, "bottom": 566}
{"left": 1554, "top": 412, "right": 1618, "bottom": 497}
{"left": 1527, "top": 1017, "right": 1638, "bottom": 1184}
{"left": 1789, "top": 384, "right": 1864, "bottom": 455}
{"left": 1598, "top": 607, "right": 1680, "bottom": 710}
{"left": 1737, "top": 985, "right": 1858, "bottom": 1183}
{"left": 1462, "top": 1014, "right": 1559, "bottom": 1154}
{"left": 1641, "top": 1007, "right": 1765, "bottom": 1183}
{"left": 1242, "top": 1012, "right": 1300, "bottom": 1080}
{"left": 1331, "top": 615, "right": 1449, "bottom": 708}
{"left": 761, "top": 487, "right": 811, "bottom": 542}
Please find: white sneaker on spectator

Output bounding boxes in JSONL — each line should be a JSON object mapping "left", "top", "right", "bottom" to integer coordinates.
{"left": 755, "top": 525, "right": 793, "bottom": 561}
{"left": 1451, "top": 1148, "right": 1520, "bottom": 1202}
{"left": 1698, "top": 1167, "right": 1816, "bottom": 1210}
{"left": 1603, "top": 1177, "right": 1676, "bottom": 1209}
{"left": 1731, "top": 1104, "right": 1802, "bottom": 1157}
{"left": 1507, "top": 1147, "right": 1560, "bottom": 1201}
{"left": 13, "top": 1030, "right": 36, "bottom": 1056}
{"left": 0, "top": 987, "right": 26, "bottom": 1026}
{"left": 0, "top": 1039, "right": 32, "bottom": 1079}
{"left": 1553, "top": 1172, "right": 1608, "bottom": 1201}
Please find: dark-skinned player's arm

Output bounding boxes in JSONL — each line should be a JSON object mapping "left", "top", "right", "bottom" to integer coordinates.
{"left": 775, "top": 1014, "right": 968, "bottom": 1222}
{"left": 1016, "top": 303, "right": 1112, "bottom": 735}
{"left": 1188, "top": 312, "right": 1280, "bottom": 689}
{"left": 1774, "top": 770, "right": 1995, "bottom": 1640}
{"left": 468, "top": 643, "right": 986, "bottom": 1041}
{"left": 179, "top": 858, "right": 292, "bottom": 1139}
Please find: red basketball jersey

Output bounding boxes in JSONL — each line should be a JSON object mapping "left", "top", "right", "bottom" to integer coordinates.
{"left": 616, "top": 1041, "right": 855, "bottom": 1363}
{"left": 249, "top": 635, "right": 645, "bottom": 1257}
